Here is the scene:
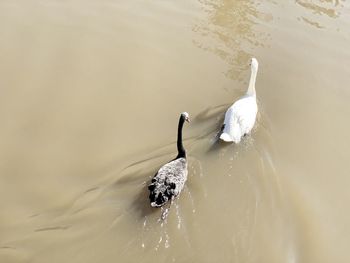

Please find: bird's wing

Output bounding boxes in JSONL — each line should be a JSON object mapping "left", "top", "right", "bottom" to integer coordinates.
{"left": 157, "top": 158, "right": 187, "bottom": 185}
{"left": 222, "top": 97, "right": 257, "bottom": 142}
{"left": 233, "top": 97, "right": 257, "bottom": 134}
{"left": 149, "top": 158, "right": 188, "bottom": 207}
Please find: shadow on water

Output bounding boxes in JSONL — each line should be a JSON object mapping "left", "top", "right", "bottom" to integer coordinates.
{"left": 207, "top": 136, "right": 232, "bottom": 153}
{"left": 190, "top": 104, "right": 236, "bottom": 154}
{"left": 130, "top": 181, "right": 157, "bottom": 219}
{"left": 109, "top": 158, "right": 167, "bottom": 220}
{"left": 193, "top": 103, "right": 228, "bottom": 123}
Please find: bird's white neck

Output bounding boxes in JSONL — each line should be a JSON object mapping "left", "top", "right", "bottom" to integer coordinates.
{"left": 246, "top": 66, "right": 258, "bottom": 96}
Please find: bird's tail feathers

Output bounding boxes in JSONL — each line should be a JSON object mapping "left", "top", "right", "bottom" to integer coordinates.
{"left": 220, "top": 128, "right": 241, "bottom": 143}
{"left": 231, "top": 125, "right": 242, "bottom": 143}
{"left": 220, "top": 133, "right": 233, "bottom": 142}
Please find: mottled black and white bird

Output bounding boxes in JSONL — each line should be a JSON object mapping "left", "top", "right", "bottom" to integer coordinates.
{"left": 148, "top": 112, "right": 190, "bottom": 208}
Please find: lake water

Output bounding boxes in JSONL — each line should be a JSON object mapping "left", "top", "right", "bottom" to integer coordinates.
{"left": 0, "top": 0, "right": 349, "bottom": 262}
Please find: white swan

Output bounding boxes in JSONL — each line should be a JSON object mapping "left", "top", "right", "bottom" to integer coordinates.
{"left": 220, "top": 58, "right": 259, "bottom": 143}
{"left": 148, "top": 112, "right": 190, "bottom": 207}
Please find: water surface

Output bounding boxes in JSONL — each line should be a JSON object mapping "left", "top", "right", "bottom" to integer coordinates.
{"left": 0, "top": 0, "right": 349, "bottom": 262}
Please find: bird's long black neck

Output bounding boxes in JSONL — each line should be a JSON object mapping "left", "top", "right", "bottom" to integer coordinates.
{"left": 176, "top": 116, "right": 186, "bottom": 159}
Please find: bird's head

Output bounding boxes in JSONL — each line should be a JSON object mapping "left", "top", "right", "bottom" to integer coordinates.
{"left": 181, "top": 112, "right": 190, "bottom": 123}
{"left": 249, "top": 57, "right": 259, "bottom": 71}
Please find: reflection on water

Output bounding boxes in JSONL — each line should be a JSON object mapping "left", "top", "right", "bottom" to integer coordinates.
{"left": 296, "top": 0, "right": 342, "bottom": 18}
{"left": 193, "top": 0, "right": 272, "bottom": 80}
{"left": 296, "top": 0, "right": 345, "bottom": 28}
{"left": 301, "top": 17, "right": 324, "bottom": 28}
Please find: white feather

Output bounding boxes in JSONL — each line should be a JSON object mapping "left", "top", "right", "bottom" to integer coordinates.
{"left": 220, "top": 58, "right": 259, "bottom": 143}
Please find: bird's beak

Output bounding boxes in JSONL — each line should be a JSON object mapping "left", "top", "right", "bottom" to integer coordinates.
{"left": 186, "top": 117, "right": 190, "bottom": 123}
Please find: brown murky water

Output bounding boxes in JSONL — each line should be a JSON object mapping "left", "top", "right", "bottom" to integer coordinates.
{"left": 1, "top": 0, "right": 350, "bottom": 262}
